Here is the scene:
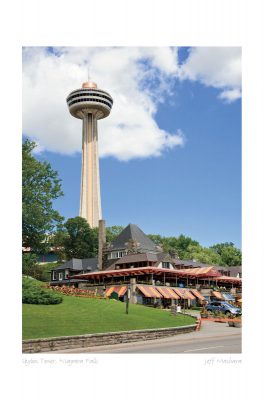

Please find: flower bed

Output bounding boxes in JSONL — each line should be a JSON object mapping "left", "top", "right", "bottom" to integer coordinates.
{"left": 47, "top": 285, "right": 105, "bottom": 299}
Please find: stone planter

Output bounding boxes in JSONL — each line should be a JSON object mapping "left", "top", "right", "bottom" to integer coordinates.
{"left": 228, "top": 321, "right": 235, "bottom": 327}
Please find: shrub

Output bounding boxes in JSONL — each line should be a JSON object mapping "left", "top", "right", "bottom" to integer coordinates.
{"left": 22, "top": 278, "right": 63, "bottom": 305}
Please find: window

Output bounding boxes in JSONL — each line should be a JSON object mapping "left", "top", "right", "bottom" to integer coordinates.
{"left": 108, "top": 251, "right": 127, "bottom": 259}
{"left": 68, "top": 97, "right": 112, "bottom": 108}
{"left": 162, "top": 262, "right": 170, "bottom": 269}
{"left": 52, "top": 271, "right": 56, "bottom": 281}
{"left": 58, "top": 272, "right": 63, "bottom": 281}
{"left": 67, "top": 91, "right": 113, "bottom": 105}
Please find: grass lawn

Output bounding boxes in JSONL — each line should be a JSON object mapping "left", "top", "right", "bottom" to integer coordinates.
{"left": 23, "top": 295, "right": 196, "bottom": 340}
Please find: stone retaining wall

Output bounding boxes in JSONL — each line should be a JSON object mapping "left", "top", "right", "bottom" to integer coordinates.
{"left": 22, "top": 324, "right": 197, "bottom": 353}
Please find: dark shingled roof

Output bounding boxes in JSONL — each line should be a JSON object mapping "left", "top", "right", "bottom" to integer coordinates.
{"left": 174, "top": 259, "right": 210, "bottom": 268}
{"left": 52, "top": 258, "right": 98, "bottom": 272}
{"left": 110, "top": 223, "right": 157, "bottom": 252}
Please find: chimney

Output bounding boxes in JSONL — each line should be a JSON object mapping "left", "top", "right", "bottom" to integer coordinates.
{"left": 98, "top": 219, "right": 106, "bottom": 270}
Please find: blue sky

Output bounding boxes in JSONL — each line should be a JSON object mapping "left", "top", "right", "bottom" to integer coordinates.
{"left": 23, "top": 47, "right": 241, "bottom": 248}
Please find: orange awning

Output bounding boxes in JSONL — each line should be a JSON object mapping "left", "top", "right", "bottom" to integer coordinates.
{"left": 184, "top": 289, "right": 195, "bottom": 300}
{"left": 172, "top": 288, "right": 186, "bottom": 298}
{"left": 105, "top": 287, "right": 115, "bottom": 297}
{"left": 105, "top": 286, "right": 127, "bottom": 297}
{"left": 137, "top": 285, "right": 162, "bottom": 298}
{"left": 155, "top": 287, "right": 179, "bottom": 299}
{"left": 214, "top": 276, "right": 242, "bottom": 284}
{"left": 165, "top": 287, "right": 180, "bottom": 299}
{"left": 212, "top": 291, "right": 224, "bottom": 300}
{"left": 176, "top": 266, "right": 221, "bottom": 278}
{"left": 115, "top": 286, "right": 127, "bottom": 297}
{"left": 149, "top": 286, "right": 163, "bottom": 298}
{"left": 173, "top": 288, "right": 195, "bottom": 300}
{"left": 190, "top": 289, "right": 206, "bottom": 301}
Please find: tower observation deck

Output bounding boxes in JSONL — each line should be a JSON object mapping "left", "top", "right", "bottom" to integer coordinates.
{"left": 66, "top": 81, "right": 113, "bottom": 228}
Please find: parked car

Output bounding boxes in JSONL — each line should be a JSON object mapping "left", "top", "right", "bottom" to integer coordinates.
{"left": 206, "top": 301, "right": 241, "bottom": 315}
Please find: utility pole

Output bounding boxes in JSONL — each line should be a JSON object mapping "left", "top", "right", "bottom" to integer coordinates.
{"left": 126, "top": 284, "right": 130, "bottom": 314}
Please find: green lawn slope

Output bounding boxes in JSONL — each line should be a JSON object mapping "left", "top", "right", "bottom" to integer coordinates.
{"left": 23, "top": 295, "right": 196, "bottom": 340}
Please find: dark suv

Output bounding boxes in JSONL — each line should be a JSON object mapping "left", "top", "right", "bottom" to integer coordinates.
{"left": 206, "top": 301, "right": 241, "bottom": 316}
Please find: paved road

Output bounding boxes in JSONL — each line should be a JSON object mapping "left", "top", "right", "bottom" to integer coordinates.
{"left": 50, "top": 321, "right": 241, "bottom": 354}
{"left": 89, "top": 333, "right": 241, "bottom": 354}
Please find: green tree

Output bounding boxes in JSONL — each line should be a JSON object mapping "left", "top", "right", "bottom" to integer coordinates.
{"left": 22, "top": 253, "right": 38, "bottom": 277}
{"left": 161, "top": 235, "right": 199, "bottom": 259}
{"left": 51, "top": 230, "right": 69, "bottom": 262}
{"left": 210, "top": 242, "right": 234, "bottom": 255}
{"left": 22, "top": 253, "right": 43, "bottom": 279}
{"left": 106, "top": 225, "right": 124, "bottom": 243}
{"left": 22, "top": 140, "right": 64, "bottom": 253}
{"left": 187, "top": 244, "right": 222, "bottom": 265}
{"left": 63, "top": 217, "right": 98, "bottom": 259}
{"left": 210, "top": 242, "right": 242, "bottom": 266}
{"left": 147, "top": 234, "right": 164, "bottom": 246}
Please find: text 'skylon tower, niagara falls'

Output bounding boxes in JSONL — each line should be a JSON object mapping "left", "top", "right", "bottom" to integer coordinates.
{"left": 66, "top": 80, "right": 113, "bottom": 228}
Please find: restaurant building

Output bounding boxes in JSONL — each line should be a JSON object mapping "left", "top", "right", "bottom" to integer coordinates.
{"left": 50, "top": 223, "right": 242, "bottom": 308}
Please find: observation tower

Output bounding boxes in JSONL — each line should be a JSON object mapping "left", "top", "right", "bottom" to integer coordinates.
{"left": 66, "top": 80, "right": 113, "bottom": 228}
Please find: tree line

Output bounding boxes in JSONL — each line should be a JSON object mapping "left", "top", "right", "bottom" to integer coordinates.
{"left": 22, "top": 140, "right": 242, "bottom": 270}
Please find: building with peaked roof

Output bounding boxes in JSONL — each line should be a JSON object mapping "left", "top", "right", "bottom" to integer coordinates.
{"left": 108, "top": 223, "right": 159, "bottom": 253}
{"left": 102, "top": 223, "right": 161, "bottom": 268}
{"left": 50, "top": 257, "right": 98, "bottom": 286}
{"left": 50, "top": 222, "right": 242, "bottom": 307}
{"left": 50, "top": 223, "right": 162, "bottom": 285}
{"left": 105, "top": 223, "right": 161, "bottom": 259}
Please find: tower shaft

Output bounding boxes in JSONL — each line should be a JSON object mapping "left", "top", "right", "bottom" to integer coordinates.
{"left": 67, "top": 81, "right": 112, "bottom": 229}
{"left": 80, "top": 112, "right": 102, "bottom": 227}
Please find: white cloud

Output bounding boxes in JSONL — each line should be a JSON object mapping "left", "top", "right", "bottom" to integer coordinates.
{"left": 22, "top": 47, "right": 241, "bottom": 159}
{"left": 218, "top": 88, "right": 242, "bottom": 103}
{"left": 22, "top": 47, "right": 183, "bottom": 160}
{"left": 179, "top": 47, "right": 241, "bottom": 103}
